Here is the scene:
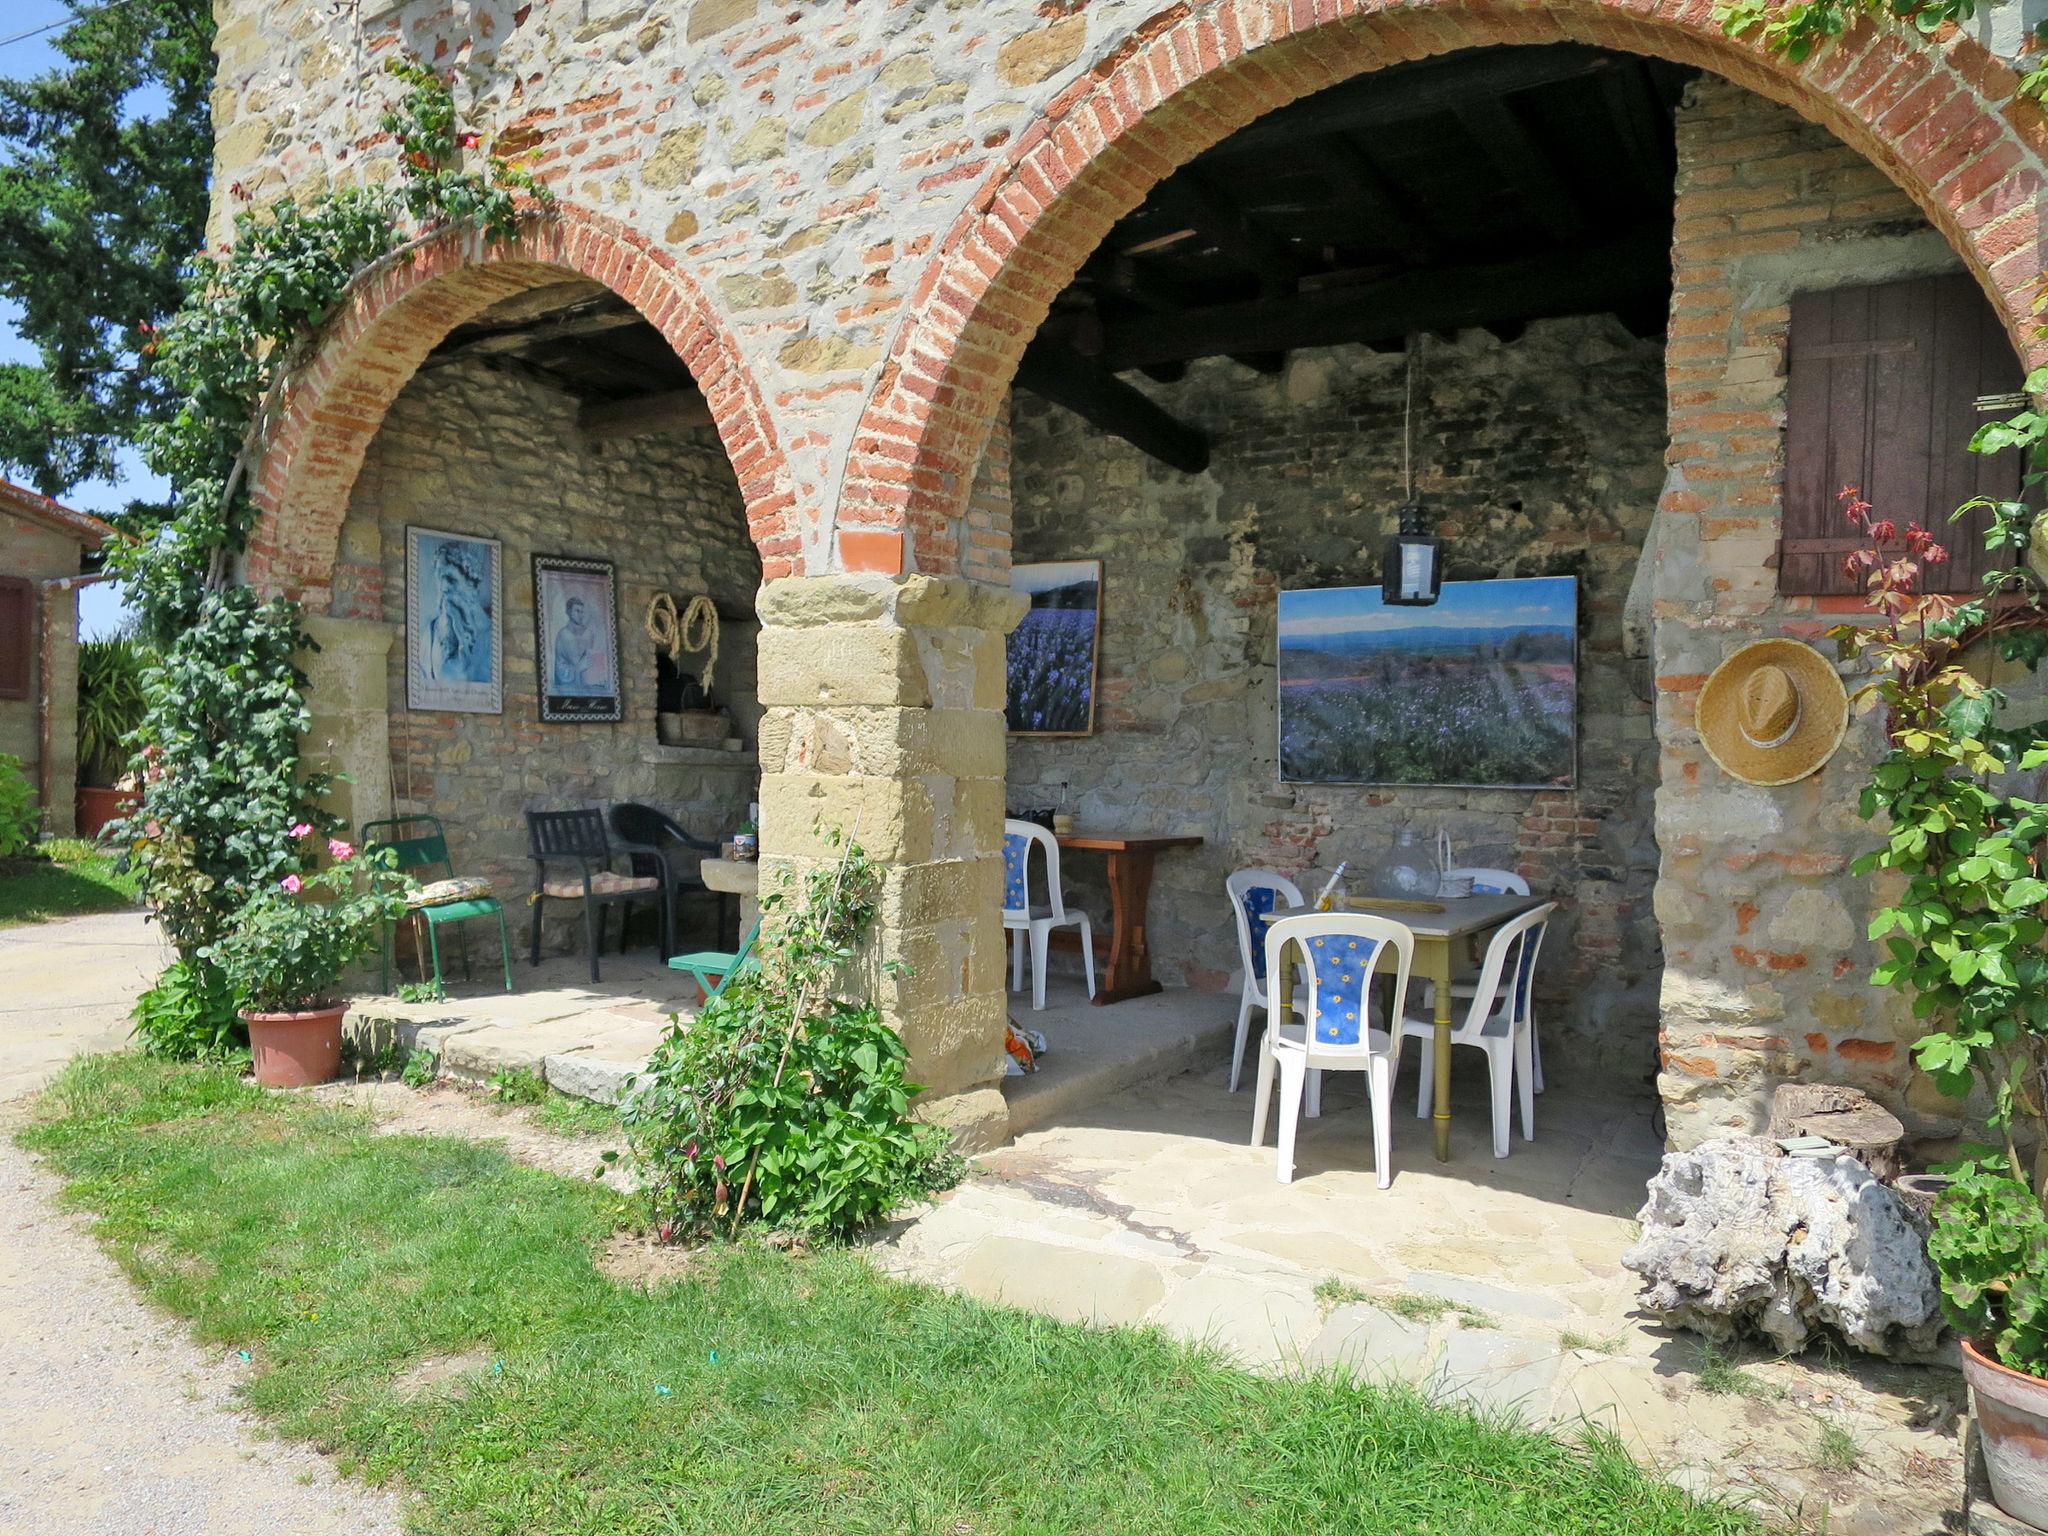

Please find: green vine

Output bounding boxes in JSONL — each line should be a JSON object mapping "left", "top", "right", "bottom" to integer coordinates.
{"left": 1718, "top": 0, "right": 2048, "bottom": 104}
{"left": 107, "top": 61, "right": 549, "bottom": 984}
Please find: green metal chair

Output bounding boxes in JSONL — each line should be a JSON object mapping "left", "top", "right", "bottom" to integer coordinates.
{"left": 666, "top": 917, "right": 760, "bottom": 1004}
{"left": 363, "top": 815, "right": 514, "bottom": 994}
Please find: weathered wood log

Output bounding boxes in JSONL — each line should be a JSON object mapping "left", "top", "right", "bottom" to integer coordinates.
{"left": 1769, "top": 1083, "right": 1906, "bottom": 1180}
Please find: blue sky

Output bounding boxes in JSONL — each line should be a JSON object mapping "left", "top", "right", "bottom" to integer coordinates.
{"left": 3, "top": 1, "right": 175, "bottom": 638}
{"left": 1277, "top": 575, "right": 1578, "bottom": 644}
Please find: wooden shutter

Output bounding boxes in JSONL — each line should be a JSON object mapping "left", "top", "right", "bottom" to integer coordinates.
{"left": 0, "top": 577, "right": 31, "bottom": 701}
{"left": 1781, "top": 273, "right": 2023, "bottom": 596}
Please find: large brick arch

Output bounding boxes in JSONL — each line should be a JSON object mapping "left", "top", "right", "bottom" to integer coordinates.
{"left": 846, "top": 1, "right": 2048, "bottom": 577}
{"left": 246, "top": 205, "right": 798, "bottom": 605}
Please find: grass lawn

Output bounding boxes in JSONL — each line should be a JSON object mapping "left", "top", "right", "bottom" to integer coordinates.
{"left": 21, "top": 1056, "right": 1756, "bottom": 1536}
{"left": 0, "top": 838, "right": 140, "bottom": 926}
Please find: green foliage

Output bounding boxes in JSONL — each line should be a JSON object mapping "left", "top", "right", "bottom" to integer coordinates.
{"left": 399, "top": 1048, "right": 438, "bottom": 1089}
{"left": 0, "top": 837, "right": 140, "bottom": 926}
{"left": 1719, "top": 0, "right": 1977, "bottom": 67}
{"left": 131, "top": 954, "right": 242, "bottom": 1060}
{"left": 487, "top": 1067, "right": 548, "bottom": 1107}
{"left": 0, "top": 0, "right": 214, "bottom": 496}
{"left": 111, "top": 62, "right": 549, "bottom": 975}
{"left": 622, "top": 832, "right": 950, "bottom": 1241}
{"left": 75, "top": 636, "right": 147, "bottom": 787}
{"left": 395, "top": 979, "right": 446, "bottom": 1003}
{"left": 1930, "top": 1171, "right": 2048, "bottom": 1375}
{"left": 200, "top": 832, "right": 410, "bottom": 1013}
{"left": 0, "top": 754, "right": 36, "bottom": 858}
{"left": 17, "top": 1052, "right": 1760, "bottom": 1536}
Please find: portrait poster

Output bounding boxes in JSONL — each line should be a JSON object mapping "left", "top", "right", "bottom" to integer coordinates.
{"left": 1005, "top": 559, "right": 1102, "bottom": 736}
{"left": 534, "top": 555, "right": 622, "bottom": 723}
{"left": 405, "top": 526, "right": 503, "bottom": 714}
{"left": 1277, "top": 575, "right": 1578, "bottom": 788}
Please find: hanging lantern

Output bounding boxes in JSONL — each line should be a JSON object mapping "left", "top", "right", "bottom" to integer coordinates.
{"left": 1380, "top": 337, "right": 1442, "bottom": 607}
{"left": 1381, "top": 500, "right": 1442, "bottom": 606}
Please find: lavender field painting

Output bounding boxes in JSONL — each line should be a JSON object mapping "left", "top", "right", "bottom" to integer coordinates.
{"left": 1007, "top": 560, "right": 1102, "bottom": 735}
{"left": 1278, "top": 576, "right": 1577, "bottom": 787}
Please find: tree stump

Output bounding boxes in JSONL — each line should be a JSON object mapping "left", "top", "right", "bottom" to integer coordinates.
{"left": 1768, "top": 1083, "right": 1906, "bottom": 1180}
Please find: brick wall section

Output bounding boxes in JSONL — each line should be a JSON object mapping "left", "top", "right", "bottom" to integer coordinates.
{"left": 1007, "top": 318, "right": 1667, "bottom": 1075}
{"left": 215, "top": 2, "right": 2048, "bottom": 585}
{"left": 343, "top": 357, "right": 762, "bottom": 945}
{"left": 1649, "top": 78, "right": 1983, "bottom": 1143}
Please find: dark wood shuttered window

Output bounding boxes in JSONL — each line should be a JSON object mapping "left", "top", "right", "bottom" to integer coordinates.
{"left": 0, "top": 577, "right": 31, "bottom": 701}
{"left": 1781, "top": 273, "right": 2024, "bottom": 596}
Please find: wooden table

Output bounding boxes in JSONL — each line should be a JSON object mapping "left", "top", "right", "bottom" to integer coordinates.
{"left": 1052, "top": 832, "right": 1204, "bottom": 1005}
{"left": 1277, "top": 892, "right": 1544, "bottom": 1162}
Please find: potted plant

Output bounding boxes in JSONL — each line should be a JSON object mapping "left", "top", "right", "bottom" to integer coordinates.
{"left": 1831, "top": 418, "right": 2048, "bottom": 1525}
{"left": 74, "top": 636, "right": 145, "bottom": 840}
{"left": 203, "top": 827, "right": 411, "bottom": 1088}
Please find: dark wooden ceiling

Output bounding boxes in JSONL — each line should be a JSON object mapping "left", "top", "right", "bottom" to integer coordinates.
{"left": 421, "top": 44, "right": 1697, "bottom": 462}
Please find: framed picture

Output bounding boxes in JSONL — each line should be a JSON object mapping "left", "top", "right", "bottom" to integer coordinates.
{"left": 405, "top": 526, "right": 503, "bottom": 714}
{"left": 1277, "top": 575, "right": 1578, "bottom": 788}
{"left": 1006, "top": 559, "right": 1102, "bottom": 736}
{"left": 534, "top": 554, "right": 622, "bottom": 722}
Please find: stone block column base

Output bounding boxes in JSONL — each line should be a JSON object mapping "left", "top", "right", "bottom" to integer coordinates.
{"left": 756, "top": 573, "right": 1025, "bottom": 1150}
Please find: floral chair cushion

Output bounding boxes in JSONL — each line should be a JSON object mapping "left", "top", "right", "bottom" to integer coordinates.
{"left": 1002, "top": 832, "right": 1031, "bottom": 915}
{"left": 1302, "top": 930, "right": 1383, "bottom": 1046}
{"left": 405, "top": 876, "right": 494, "bottom": 910}
{"left": 1240, "top": 884, "right": 1279, "bottom": 979}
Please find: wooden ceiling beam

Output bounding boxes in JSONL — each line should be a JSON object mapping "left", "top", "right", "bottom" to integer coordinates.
{"left": 1096, "top": 225, "right": 1670, "bottom": 369}
{"left": 1453, "top": 97, "right": 1584, "bottom": 246}
{"left": 1199, "top": 45, "right": 1617, "bottom": 162}
{"left": 1015, "top": 344, "right": 1211, "bottom": 474}
{"left": 1316, "top": 135, "right": 1428, "bottom": 260}
{"left": 435, "top": 301, "right": 650, "bottom": 361}
{"left": 1150, "top": 172, "right": 1308, "bottom": 286}
{"left": 579, "top": 388, "right": 716, "bottom": 441}
{"left": 1600, "top": 63, "right": 1675, "bottom": 204}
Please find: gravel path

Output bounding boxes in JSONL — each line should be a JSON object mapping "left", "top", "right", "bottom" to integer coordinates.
{"left": 0, "top": 1128, "right": 405, "bottom": 1536}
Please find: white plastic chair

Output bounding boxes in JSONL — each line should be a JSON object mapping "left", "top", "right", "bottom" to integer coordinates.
{"left": 1403, "top": 902, "right": 1555, "bottom": 1159}
{"left": 1002, "top": 818, "right": 1095, "bottom": 1010}
{"left": 1224, "top": 868, "right": 1305, "bottom": 1092}
{"left": 1249, "top": 912, "right": 1414, "bottom": 1189}
{"left": 1441, "top": 867, "right": 1545, "bottom": 1092}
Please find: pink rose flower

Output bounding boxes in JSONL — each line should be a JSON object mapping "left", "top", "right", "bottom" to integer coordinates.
{"left": 328, "top": 838, "right": 355, "bottom": 860}
{"left": 288, "top": 822, "right": 312, "bottom": 838}
{"left": 280, "top": 874, "right": 303, "bottom": 894}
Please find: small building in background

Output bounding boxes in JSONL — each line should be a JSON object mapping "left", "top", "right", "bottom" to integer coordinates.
{"left": 0, "top": 480, "right": 114, "bottom": 838}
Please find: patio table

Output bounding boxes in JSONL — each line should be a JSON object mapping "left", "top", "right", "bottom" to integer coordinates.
{"left": 1276, "top": 891, "right": 1545, "bottom": 1162}
{"left": 1052, "top": 832, "right": 1204, "bottom": 1005}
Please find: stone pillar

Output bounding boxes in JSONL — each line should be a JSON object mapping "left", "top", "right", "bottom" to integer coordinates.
{"left": 756, "top": 572, "right": 1026, "bottom": 1151}
{"left": 299, "top": 614, "right": 396, "bottom": 836}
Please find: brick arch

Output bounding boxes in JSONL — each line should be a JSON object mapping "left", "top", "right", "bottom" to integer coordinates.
{"left": 246, "top": 205, "right": 798, "bottom": 605}
{"left": 846, "top": 2, "right": 2048, "bottom": 577}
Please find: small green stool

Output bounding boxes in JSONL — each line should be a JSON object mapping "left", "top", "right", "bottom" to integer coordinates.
{"left": 667, "top": 918, "right": 760, "bottom": 1003}
{"left": 364, "top": 815, "right": 514, "bottom": 994}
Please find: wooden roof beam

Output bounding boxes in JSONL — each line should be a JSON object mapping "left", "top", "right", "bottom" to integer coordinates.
{"left": 1600, "top": 62, "right": 1676, "bottom": 204}
{"left": 1097, "top": 224, "right": 1670, "bottom": 369}
{"left": 579, "top": 388, "right": 716, "bottom": 441}
{"left": 1453, "top": 97, "right": 1583, "bottom": 246}
{"left": 1016, "top": 344, "right": 1211, "bottom": 474}
{"left": 1317, "top": 135, "right": 1428, "bottom": 261}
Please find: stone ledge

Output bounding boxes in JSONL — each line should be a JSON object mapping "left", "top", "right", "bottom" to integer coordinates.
{"left": 642, "top": 743, "right": 756, "bottom": 767}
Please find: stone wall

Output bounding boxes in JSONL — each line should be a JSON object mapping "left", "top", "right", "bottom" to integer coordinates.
{"left": 340, "top": 359, "right": 763, "bottom": 941}
{"left": 0, "top": 511, "right": 88, "bottom": 833}
{"left": 1007, "top": 318, "right": 1668, "bottom": 1076}
{"left": 1649, "top": 79, "right": 1978, "bottom": 1146}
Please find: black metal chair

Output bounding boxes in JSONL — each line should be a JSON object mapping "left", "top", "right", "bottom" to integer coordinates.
{"left": 607, "top": 802, "right": 729, "bottom": 952}
{"left": 525, "top": 808, "right": 667, "bottom": 982}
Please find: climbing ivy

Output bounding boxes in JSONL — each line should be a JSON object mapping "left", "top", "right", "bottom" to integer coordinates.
{"left": 1719, "top": 0, "right": 2048, "bottom": 103}
{"left": 107, "top": 61, "right": 548, "bottom": 978}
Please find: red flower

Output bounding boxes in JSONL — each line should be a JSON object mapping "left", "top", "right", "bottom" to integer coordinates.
{"left": 1869, "top": 519, "right": 1896, "bottom": 543}
{"left": 458, "top": 131, "right": 481, "bottom": 149}
{"left": 1923, "top": 542, "right": 1950, "bottom": 566}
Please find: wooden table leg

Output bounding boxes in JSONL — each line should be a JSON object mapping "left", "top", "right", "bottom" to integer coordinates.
{"left": 1429, "top": 941, "right": 1453, "bottom": 1162}
{"left": 1093, "top": 846, "right": 1163, "bottom": 1005}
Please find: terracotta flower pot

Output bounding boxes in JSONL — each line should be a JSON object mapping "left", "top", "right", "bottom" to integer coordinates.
{"left": 74, "top": 785, "right": 137, "bottom": 842}
{"left": 1963, "top": 1336, "right": 2048, "bottom": 1528}
{"left": 241, "top": 1003, "right": 347, "bottom": 1089}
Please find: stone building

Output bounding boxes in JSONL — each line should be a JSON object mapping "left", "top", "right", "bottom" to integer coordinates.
{"left": 0, "top": 480, "right": 113, "bottom": 839}
{"left": 213, "top": 0, "right": 2048, "bottom": 1151}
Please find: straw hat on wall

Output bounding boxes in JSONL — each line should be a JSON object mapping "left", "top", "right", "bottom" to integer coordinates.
{"left": 1696, "top": 639, "right": 1850, "bottom": 787}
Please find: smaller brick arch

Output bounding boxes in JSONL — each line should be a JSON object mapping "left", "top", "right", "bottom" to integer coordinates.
{"left": 246, "top": 205, "right": 798, "bottom": 606}
{"left": 845, "top": 2, "right": 2048, "bottom": 577}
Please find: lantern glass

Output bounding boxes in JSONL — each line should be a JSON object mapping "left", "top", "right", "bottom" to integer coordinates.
{"left": 1381, "top": 531, "right": 1442, "bottom": 606}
